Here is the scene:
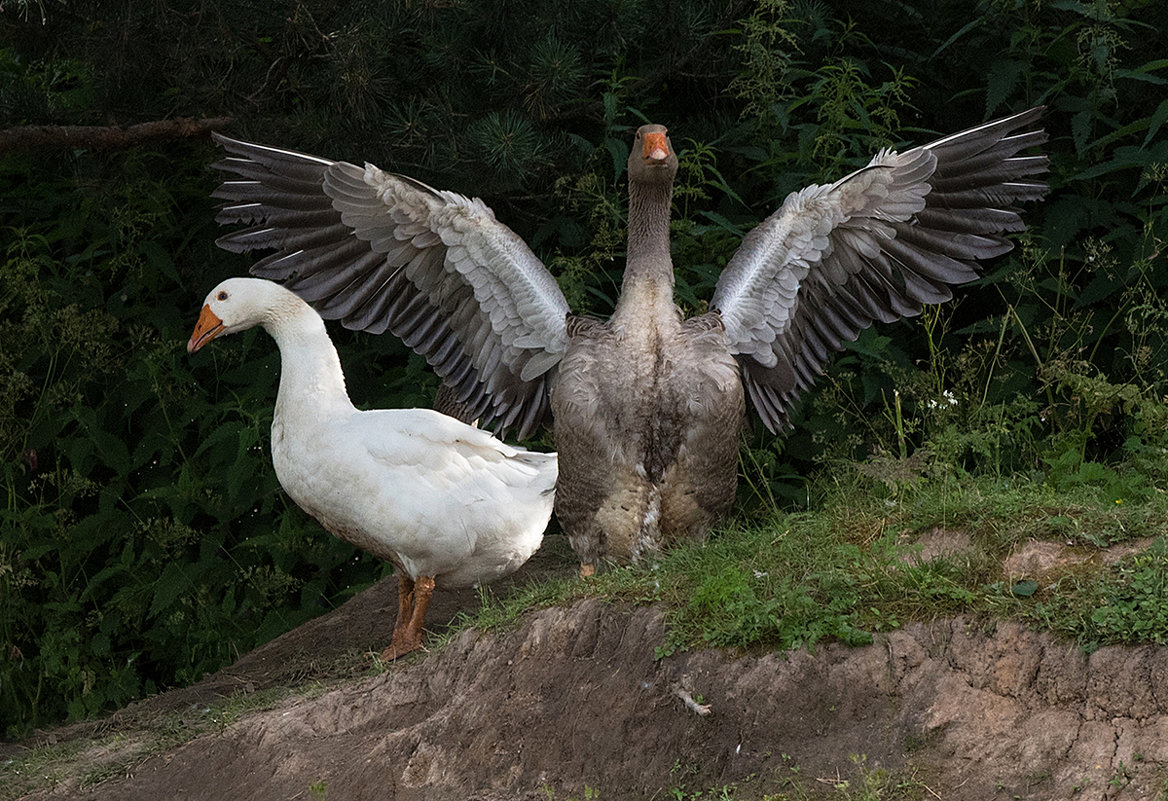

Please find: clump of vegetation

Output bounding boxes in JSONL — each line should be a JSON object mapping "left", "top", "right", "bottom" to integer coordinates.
{"left": 1024, "top": 539, "right": 1168, "bottom": 649}
{"left": 538, "top": 752, "right": 934, "bottom": 800}
{"left": 471, "top": 466, "right": 1168, "bottom": 659}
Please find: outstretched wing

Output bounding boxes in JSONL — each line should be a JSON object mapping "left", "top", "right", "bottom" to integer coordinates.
{"left": 211, "top": 134, "right": 571, "bottom": 437}
{"left": 712, "top": 107, "right": 1049, "bottom": 432}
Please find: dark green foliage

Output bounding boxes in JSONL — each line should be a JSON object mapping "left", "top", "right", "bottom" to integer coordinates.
{"left": 0, "top": 145, "right": 415, "bottom": 735}
{"left": 1, "top": 0, "right": 1167, "bottom": 735}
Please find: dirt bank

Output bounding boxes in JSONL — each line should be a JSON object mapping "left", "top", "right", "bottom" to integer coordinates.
{"left": 11, "top": 566, "right": 1168, "bottom": 801}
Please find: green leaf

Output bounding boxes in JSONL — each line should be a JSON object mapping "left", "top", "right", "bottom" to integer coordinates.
{"left": 90, "top": 425, "right": 132, "bottom": 475}
{"left": 149, "top": 562, "right": 191, "bottom": 618}
{"left": 931, "top": 17, "right": 984, "bottom": 58}
{"left": 1143, "top": 98, "right": 1168, "bottom": 147}
{"left": 1075, "top": 272, "right": 1123, "bottom": 306}
{"left": 605, "top": 137, "right": 629, "bottom": 179}
{"left": 1011, "top": 580, "right": 1039, "bottom": 598}
{"left": 1071, "top": 109, "right": 1093, "bottom": 156}
{"left": 696, "top": 210, "right": 746, "bottom": 237}
{"left": 985, "top": 59, "right": 1024, "bottom": 114}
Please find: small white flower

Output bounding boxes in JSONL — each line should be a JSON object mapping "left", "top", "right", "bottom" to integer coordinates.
{"left": 928, "top": 390, "right": 958, "bottom": 410}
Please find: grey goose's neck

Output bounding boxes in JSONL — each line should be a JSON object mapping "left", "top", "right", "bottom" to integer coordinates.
{"left": 614, "top": 177, "right": 675, "bottom": 321}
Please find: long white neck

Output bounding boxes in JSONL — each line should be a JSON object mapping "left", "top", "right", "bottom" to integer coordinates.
{"left": 266, "top": 304, "right": 356, "bottom": 422}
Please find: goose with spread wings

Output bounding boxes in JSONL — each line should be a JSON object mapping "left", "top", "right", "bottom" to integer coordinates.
{"left": 210, "top": 108, "right": 1048, "bottom": 573}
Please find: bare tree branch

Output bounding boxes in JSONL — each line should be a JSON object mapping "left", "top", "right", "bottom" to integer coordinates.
{"left": 0, "top": 117, "right": 234, "bottom": 154}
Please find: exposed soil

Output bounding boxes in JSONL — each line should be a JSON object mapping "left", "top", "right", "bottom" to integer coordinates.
{"left": 7, "top": 534, "right": 1168, "bottom": 801}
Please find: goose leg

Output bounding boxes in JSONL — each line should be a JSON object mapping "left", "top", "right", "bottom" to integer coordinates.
{"left": 406, "top": 575, "right": 435, "bottom": 639}
{"left": 382, "top": 574, "right": 434, "bottom": 660}
{"left": 383, "top": 574, "right": 415, "bottom": 660}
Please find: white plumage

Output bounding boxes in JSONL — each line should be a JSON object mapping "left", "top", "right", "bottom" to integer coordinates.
{"left": 187, "top": 277, "right": 557, "bottom": 658}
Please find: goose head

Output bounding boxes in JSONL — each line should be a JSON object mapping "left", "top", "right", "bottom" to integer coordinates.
{"left": 187, "top": 277, "right": 300, "bottom": 353}
{"left": 628, "top": 124, "right": 677, "bottom": 186}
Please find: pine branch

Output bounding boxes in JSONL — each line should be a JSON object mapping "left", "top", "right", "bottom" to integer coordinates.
{"left": 0, "top": 117, "right": 234, "bottom": 154}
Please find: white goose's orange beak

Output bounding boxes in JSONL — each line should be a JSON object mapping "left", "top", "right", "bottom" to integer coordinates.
{"left": 642, "top": 131, "right": 670, "bottom": 163}
{"left": 187, "top": 304, "right": 225, "bottom": 354}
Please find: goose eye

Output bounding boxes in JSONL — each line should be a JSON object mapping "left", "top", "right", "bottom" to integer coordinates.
{"left": 217, "top": 291, "right": 228, "bottom": 301}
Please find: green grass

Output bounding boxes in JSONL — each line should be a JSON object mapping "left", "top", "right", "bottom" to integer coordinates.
{"left": 463, "top": 467, "right": 1168, "bottom": 657}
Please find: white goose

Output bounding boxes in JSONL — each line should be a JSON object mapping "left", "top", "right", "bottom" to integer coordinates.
{"left": 187, "top": 277, "right": 558, "bottom": 658}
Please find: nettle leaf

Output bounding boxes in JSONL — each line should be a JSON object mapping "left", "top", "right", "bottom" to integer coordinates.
{"left": 149, "top": 561, "right": 191, "bottom": 618}
{"left": 1141, "top": 97, "right": 1168, "bottom": 147}
{"left": 1075, "top": 272, "right": 1124, "bottom": 306}
{"left": 605, "top": 136, "right": 629, "bottom": 179}
{"left": 843, "top": 330, "right": 893, "bottom": 360}
{"left": 139, "top": 239, "right": 180, "bottom": 284}
{"left": 90, "top": 426, "right": 132, "bottom": 475}
{"left": 193, "top": 418, "right": 248, "bottom": 461}
{"left": 985, "top": 59, "right": 1024, "bottom": 114}
{"left": 61, "top": 436, "right": 97, "bottom": 476}
{"left": 70, "top": 405, "right": 131, "bottom": 475}
{"left": 80, "top": 562, "right": 134, "bottom": 602}
{"left": 1011, "top": 580, "right": 1039, "bottom": 598}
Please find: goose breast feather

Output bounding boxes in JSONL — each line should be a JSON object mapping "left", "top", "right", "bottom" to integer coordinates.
{"left": 550, "top": 311, "right": 743, "bottom": 564}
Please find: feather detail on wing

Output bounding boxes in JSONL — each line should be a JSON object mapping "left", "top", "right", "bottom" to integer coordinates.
{"left": 358, "top": 407, "right": 555, "bottom": 484}
{"left": 211, "top": 133, "right": 571, "bottom": 438}
{"left": 712, "top": 106, "right": 1049, "bottom": 432}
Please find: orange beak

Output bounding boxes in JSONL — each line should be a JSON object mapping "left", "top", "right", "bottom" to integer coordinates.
{"left": 642, "top": 131, "right": 670, "bottom": 162}
{"left": 187, "top": 305, "right": 225, "bottom": 354}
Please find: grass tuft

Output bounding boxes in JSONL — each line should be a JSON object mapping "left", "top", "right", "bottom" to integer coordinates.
{"left": 458, "top": 468, "right": 1168, "bottom": 656}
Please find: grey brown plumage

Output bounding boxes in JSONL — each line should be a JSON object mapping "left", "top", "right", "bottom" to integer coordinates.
{"left": 210, "top": 109, "right": 1048, "bottom": 568}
